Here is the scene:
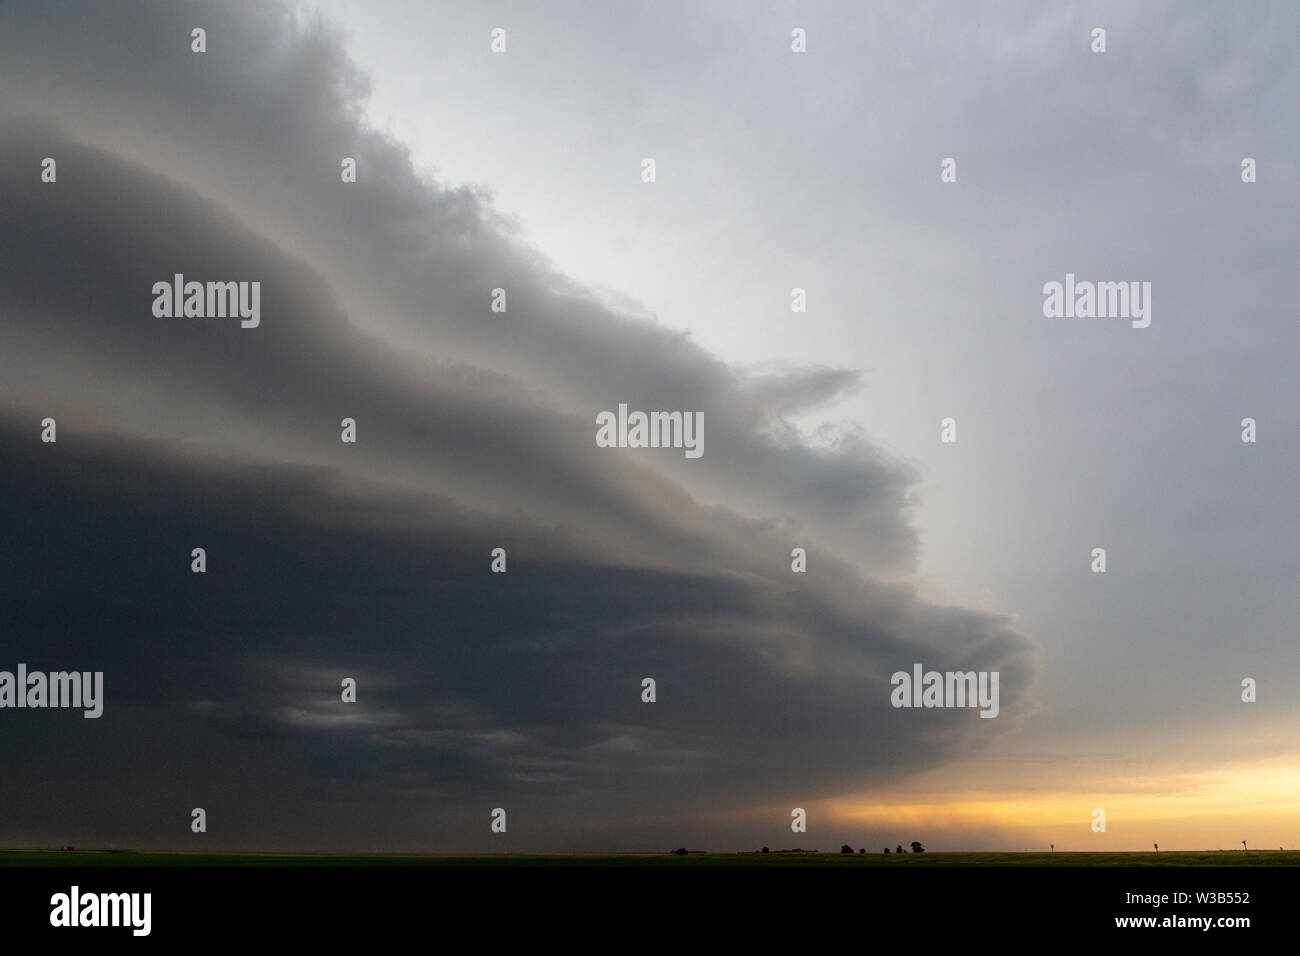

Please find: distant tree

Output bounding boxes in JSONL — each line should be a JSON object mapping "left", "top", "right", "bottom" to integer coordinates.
{"left": 896, "top": 845, "right": 904, "bottom": 855}
{"left": 858, "top": 848, "right": 866, "bottom": 854}
{"left": 1154, "top": 843, "right": 1159, "bottom": 856}
{"left": 673, "top": 847, "right": 688, "bottom": 856}
{"left": 910, "top": 841, "right": 925, "bottom": 854}
{"left": 884, "top": 847, "right": 891, "bottom": 854}
{"left": 761, "top": 846, "right": 770, "bottom": 854}
{"left": 840, "top": 844, "right": 854, "bottom": 854}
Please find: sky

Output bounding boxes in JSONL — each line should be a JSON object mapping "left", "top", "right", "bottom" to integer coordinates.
{"left": 0, "top": 0, "right": 1296, "bottom": 852}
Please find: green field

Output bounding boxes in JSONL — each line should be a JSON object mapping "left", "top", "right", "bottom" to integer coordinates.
{"left": 3, "top": 849, "right": 1297, "bottom": 867}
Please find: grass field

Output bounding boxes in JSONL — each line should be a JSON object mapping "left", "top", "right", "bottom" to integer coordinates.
{"left": 3, "top": 849, "right": 1298, "bottom": 867}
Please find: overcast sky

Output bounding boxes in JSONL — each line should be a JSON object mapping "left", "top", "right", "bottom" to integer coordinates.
{"left": 0, "top": 0, "right": 1296, "bottom": 852}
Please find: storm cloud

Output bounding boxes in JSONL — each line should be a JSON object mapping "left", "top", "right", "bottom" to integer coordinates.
{"left": 0, "top": 0, "right": 1032, "bottom": 851}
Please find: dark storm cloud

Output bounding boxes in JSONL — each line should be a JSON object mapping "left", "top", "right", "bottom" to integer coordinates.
{"left": 0, "top": 408, "right": 1028, "bottom": 850}
{"left": 0, "top": 0, "right": 1032, "bottom": 849}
